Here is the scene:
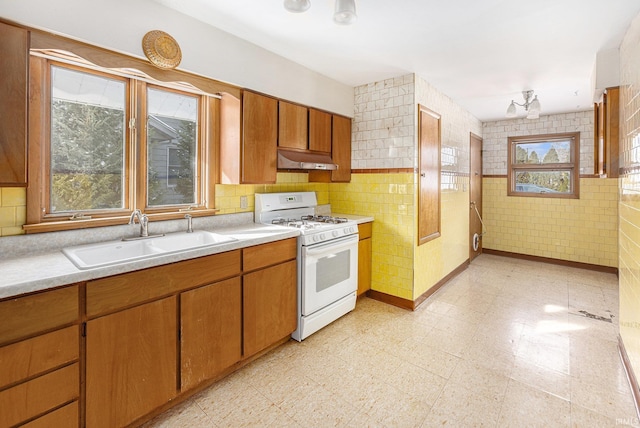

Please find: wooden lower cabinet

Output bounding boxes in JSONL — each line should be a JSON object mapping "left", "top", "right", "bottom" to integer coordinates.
{"left": 3, "top": 240, "right": 299, "bottom": 427}
{"left": 85, "top": 297, "right": 177, "bottom": 428}
{"left": 0, "top": 285, "right": 80, "bottom": 427}
{"left": 180, "top": 277, "right": 242, "bottom": 390}
{"left": 243, "top": 260, "right": 297, "bottom": 357}
{"left": 357, "top": 222, "right": 372, "bottom": 296}
{"left": 0, "top": 363, "right": 78, "bottom": 427}
{"left": 21, "top": 401, "right": 79, "bottom": 428}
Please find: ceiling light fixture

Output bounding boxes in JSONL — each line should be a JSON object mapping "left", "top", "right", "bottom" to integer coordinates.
{"left": 506, "top": 90, "right": 541, "bottom": 119}
{"left": 333, "top": 0, "right": 357, "bottom": 25}
{"left": 283, "top": 0, "right": 357, "bottom": 25}
{"left": 283, "top": 0, "right": 311, "bottom": 13}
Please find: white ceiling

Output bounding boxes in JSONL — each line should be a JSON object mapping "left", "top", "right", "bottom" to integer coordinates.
{"left": 152, "top": 0, "right": 640, "bottom": 122}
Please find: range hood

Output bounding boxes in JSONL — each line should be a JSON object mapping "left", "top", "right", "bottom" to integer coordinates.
{"left": 277, "top": 148, "right": 338, "bottom": 171}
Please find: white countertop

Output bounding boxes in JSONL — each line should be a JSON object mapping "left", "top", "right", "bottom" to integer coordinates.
{"left": 0, "top": 213, "right": 374, "bottom": 299}
{"left": 0, "top": 223, "right": 299, "bottom": 300}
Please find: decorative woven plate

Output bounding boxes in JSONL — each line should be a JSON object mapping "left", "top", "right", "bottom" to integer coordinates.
{"left": 142, "top": 30, "right": 182, "bottom": 70}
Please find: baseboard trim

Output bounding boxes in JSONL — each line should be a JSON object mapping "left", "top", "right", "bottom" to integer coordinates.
{"left": 412, "top": 259, "right": 470, "bottom": 310}
{"left": 482, "top": 248, "right": 618, "bottom": 275}
{"left": 366, "top": 259, "right": 470, "bottom": 311}
{"left": 618, "top": 335, "right": 640, "bottom": 420}
{"left": 366, "top": 289, "right": 414, "bottom": 310}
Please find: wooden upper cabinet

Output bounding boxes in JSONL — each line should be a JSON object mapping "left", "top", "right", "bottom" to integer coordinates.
{"left": 309, "top": 108, "right": 332, "bottom": 153}
{"left": 242, "top": 91, "right": 278, "bottom": 183}
{"left": 0, "top": 22, "right": 29, "bottom": 186}
{"left": 331, "top": 115, "right": 352, "bottom": 182}
{"left": 278, "top": 101, "right": 308, "bottom": 150}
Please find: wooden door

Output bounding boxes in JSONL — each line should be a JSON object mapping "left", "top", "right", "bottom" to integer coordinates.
{"left": 418, "top": 106, "right": 441, "bottom": 245}
{"left": 243, "top": 260, "right": 297, "bottom": 357}
{"left": 0, "top": 22, "right": 29, "bottom": 186}
{"left": 278, "top": 101, "right": 308, "bottom": 150}
{"left": 86, "top": 297, "right": 177, "bottom": 428}
{"left": 469, "top": 133, "right": 483, "bottom": 262}
{"left": 242, "top": 91, "right": 277, "bottom": 183}
{"left": 331, "top": 115, "right": 352, "bottom": 182}
{"left": 180, "top": 277, "right": 242, "bottom": 391}
{"left": 309, "top": 109, "right": 332, "bottom": 153}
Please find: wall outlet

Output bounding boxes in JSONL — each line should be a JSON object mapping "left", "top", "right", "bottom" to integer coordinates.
{"left": 240, "top": 195, "right": 248, "bottom": 209}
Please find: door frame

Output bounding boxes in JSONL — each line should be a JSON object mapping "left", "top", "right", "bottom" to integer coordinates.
{"left": 469, "top": 132, "right": 483, "bottom": 262}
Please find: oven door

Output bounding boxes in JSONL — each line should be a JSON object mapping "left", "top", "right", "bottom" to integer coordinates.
{"left": 301, "top": 234, "right": 358, "bottom": 316}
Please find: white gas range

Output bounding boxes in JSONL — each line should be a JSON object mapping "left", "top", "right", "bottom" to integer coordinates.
{"left": 255, "top": 192, "right": 358, "bottom": 341}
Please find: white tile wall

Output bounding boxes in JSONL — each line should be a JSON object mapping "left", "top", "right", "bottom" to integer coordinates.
{"left": 353, "top": 75, "right": 415, "bottom": 169}
{"left": 414, "top": 76, "right": 482, "bottom": 175}
{"left": 482, "top": 111, "right": 595, "bottom": 176}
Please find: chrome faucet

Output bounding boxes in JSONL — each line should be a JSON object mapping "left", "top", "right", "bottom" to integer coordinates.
{"left": 185, "top": 214, "right": 193, "bottom": 233}
{"left": 129, "top": 209, "right": 149, "bottom": 237}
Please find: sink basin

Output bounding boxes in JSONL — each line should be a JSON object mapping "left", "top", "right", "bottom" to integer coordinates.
{"left": 149, "top": 230, "right": 236, "bottom": 252}
{"left": 62, "top": 230, "right": 237, "bottom": 270}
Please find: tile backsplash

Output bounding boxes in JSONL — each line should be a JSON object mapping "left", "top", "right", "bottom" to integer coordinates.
{"left": 0, "top": 188, "right": 26, "bottom": 237}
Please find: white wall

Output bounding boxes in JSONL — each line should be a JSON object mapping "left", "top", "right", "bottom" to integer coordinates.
{"left": 0, "top": 0, "right": 353, "bottom": 117}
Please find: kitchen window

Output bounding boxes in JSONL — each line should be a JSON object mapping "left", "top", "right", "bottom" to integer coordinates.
{"left": 25, "top": 52, "right": 218, "bottom": 232}
{"left": 507, "top": 132, "right": 580, "bottom": 199}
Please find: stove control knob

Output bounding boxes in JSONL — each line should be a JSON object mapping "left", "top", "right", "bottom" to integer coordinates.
{"left": 313, "top": 235, "right": 320, "bottom": 242}
{"left": 332, "top": 230, "right": 339, "bottom": 237}
{"left": 320, "top": 233, "right": 326, "bottom": 240}
{"left": 345, "top": 227, "right": 353, "bottom": 234}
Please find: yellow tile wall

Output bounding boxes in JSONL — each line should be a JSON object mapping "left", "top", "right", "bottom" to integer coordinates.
{"left": 330, "top": 173, "right": 415, "bottom": 300}
{"left": 482, "top": 177, "right": 618, "bottom": 267}
{"left": 0, "top": 188, "right": 26, "bottom": 236}
{"left": 214, "top": 173, "right": 329, "bottom": 214}
{"left": 619, "top": 12, "right": 640, "bottom": 385}
{"left": 414, "top": 178, "right": 470, "bottom": 298}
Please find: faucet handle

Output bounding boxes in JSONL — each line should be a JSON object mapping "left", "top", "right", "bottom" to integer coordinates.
{"left": 185, "top": 214, "right": 193, "bottom": 233}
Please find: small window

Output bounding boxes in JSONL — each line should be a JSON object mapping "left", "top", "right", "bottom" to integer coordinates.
{"left": 508, "top": 132, "right": 580, "bottom": 198}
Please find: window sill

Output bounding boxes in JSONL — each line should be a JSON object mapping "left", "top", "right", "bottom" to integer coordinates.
{"left": 23, "top": 209, "right": 220, "bottom": 234}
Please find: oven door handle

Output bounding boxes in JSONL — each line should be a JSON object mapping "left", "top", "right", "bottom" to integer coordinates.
{"left": 304, "top": 234, "right": 359, "bottom": 256}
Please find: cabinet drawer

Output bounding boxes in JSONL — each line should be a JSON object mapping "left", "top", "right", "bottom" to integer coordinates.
{"left": 21, "top": 401, "right": 78, "bottom": 428}
{"left": 87, "top": 250, "right": 241, "bottom": 317}
{"left": 0, "top": 286, "right": 79, "bottom": 345}
{"left": 243, "top": 238, "right": 297, "bottom": 272}
{"left": 358, "top": 222, "right": 372, "bottom": 240}
{"left": 0, "top": 325, "right": 78, "bottom": 389}
{"left": 0, "top": 363, "right": 78, "bottom": 427}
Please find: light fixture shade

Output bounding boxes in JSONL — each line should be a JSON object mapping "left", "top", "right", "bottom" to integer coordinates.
{"left": 284, "top": 0, "right": 310, "bottom": 13}
{"left": 528, "top": 95, "right": 541, "bottom": 114}
{"left": 506, "top": 101, "right": 517, "bottom": 118}
{"left": 526, "top": 110, "right": 540, "bottom": 120}
{"left": 334, "top": 0, "right": 357, "bottom": 25}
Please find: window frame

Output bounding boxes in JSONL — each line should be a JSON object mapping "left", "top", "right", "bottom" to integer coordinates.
{"left": 507, "top": 132, "right": 580, "bottom": 199}
{"left": 25, "top": 51, "right": 219, "bottom": 233}
{"left": 45, "top": 61, "right": 132, "bottom": 219}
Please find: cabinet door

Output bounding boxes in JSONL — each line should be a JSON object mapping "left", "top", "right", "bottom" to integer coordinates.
{"left": 86, "top": 297, "right": 177, "bottom": 428}
{"left": 180, "top": 277, "right": 241, "bottom": 391}
{"left": 0, "top": 22, "right": 28, "bottom": 186}
{"left": 331, "top": 115, "right": 352, "bottom": 182}
{"left": 309, "top": 109, "right": 332, "bottom": 153}
{"left": 357, "top": 238, "right": 372, "bottom": 296}
{"left": 243, "top": 260, "right": 297, "bottom": 357}
{"left": 279, "top": 101, "right": 308, "bottom": 150}
{"left": 242, "top": 91, "right": 277, "bottom": 183}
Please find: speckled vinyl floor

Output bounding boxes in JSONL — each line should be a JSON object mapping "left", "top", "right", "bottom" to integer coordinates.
{"left": 143, "top": 254, "right": 640, "bottom": 427}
